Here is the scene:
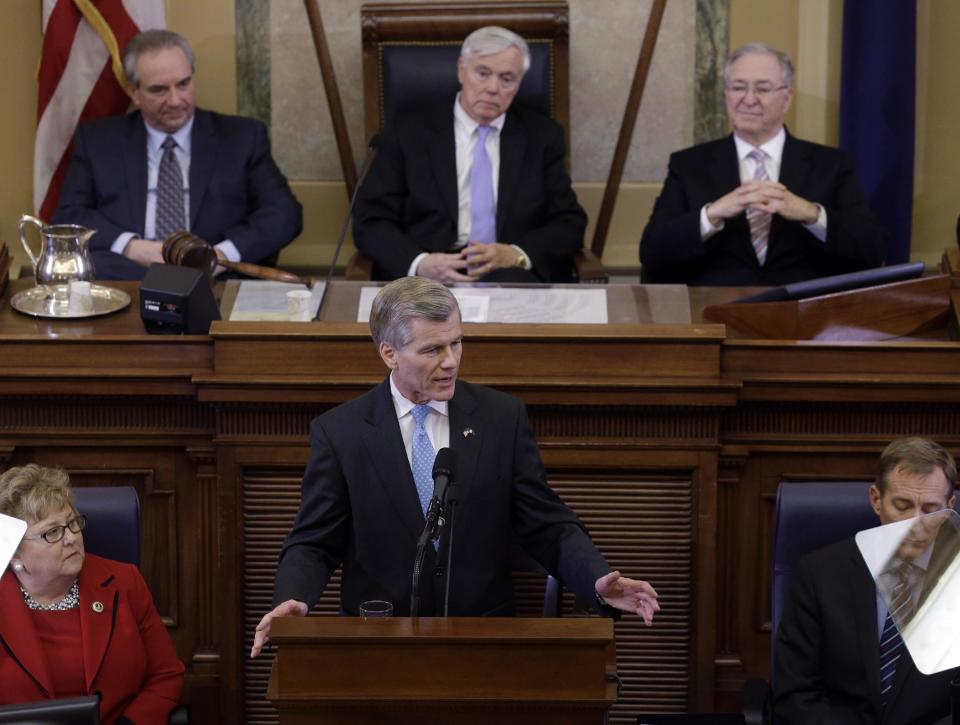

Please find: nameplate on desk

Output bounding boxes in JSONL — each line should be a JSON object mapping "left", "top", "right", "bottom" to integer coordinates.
{"left": 356, "top": 286, "right": 609, "bottom": 324}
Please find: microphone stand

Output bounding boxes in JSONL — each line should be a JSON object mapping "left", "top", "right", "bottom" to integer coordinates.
{"left": 442, "top": 483, "right": 459, "bottom": 616}
{"left": 312, "top": 136, "right": 380, "bottom": 320}
{"left": 410, "top": 496, "right": 446, "bottom": 617}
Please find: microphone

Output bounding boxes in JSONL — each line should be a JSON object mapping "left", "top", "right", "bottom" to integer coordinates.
{"left": 426, "top": 448, "right": 456, "bottom": 522}
{"left": 314, "top": 134, "right": 381, "bottom": 320}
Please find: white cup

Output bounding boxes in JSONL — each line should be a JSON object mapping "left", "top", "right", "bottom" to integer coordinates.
{"left": 286, "top": 289, "right": 313, "bottom": 322}
{"left": 68, "top": 280, "right": 94, "bottom": 314}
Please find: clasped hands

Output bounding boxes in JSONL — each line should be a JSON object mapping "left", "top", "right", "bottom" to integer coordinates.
{"left": 417, "top": 241, "right": 518, "bottom": 284}
{"left": 249, "top": 571, "right": 660, "bottom": 658}
{"left": 706, "top": 180, "right": 819, "bottom": 227}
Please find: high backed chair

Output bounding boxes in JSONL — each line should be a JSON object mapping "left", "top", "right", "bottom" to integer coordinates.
{"left": 346, "top": 1, "right": 607, "bottom": 282}
{"left": 635, "top": 482, "right": 877, "bottom": 725}
{"left": 74, "top": 486, "right": 141, "bottom": 566}
{"left": 769, "top": 482, "right": 878, "bottom": 634}
{"left": 72, "top": 486, "right": 189, "bottom": 725}
{"left": 741, "top": 481, "right": 879, "bottom": 725}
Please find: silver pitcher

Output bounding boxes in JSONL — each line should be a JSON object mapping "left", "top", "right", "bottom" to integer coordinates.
{"left": 19, "top": 214, "right": 96, "bottom": 287}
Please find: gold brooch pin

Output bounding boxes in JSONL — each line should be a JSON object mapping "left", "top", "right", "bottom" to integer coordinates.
{"left": 92, "top": 601, "right": 104, "bottom": 613}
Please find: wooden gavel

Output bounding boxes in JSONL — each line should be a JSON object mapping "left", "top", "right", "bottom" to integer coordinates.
{"left": 161, "top": 231, "right": 305, "bottom": 284}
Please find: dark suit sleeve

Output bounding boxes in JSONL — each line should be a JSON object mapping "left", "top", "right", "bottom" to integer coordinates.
{"left": 507, "top": 398, "right": 613, "bottom": 614}
{"left": 773, "top": 556, "right": 864, "bottom": 725}
{"left": 118, "top": 564, "right": 185, "bottom": 724}
{"left": 54, "top": 125, "right": 137, "bottom": 251}
{"left": 818, "top": 150, "right": 887, "bottom": 269}
{"left": 219, "top": 120, "right": 303, "bottom": 262}
{"left": 272, "top": 417, "right": 350, "bottom": 608}
{"left": 505, "top": 118, "right": 586, "bottom": 278}
{"left": 639, "top": 151, "right": 711, "bottom": 274}
{"left": 352, "top": 125, "right": 438, "bottom": 279}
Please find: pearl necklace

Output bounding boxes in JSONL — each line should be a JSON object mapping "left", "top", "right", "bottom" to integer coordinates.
{"left": 20, "top": 579, "right": 80, "bottom": 611}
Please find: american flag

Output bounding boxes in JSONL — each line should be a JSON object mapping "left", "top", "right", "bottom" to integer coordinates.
{"left": 34, "top": 0, "right": 165, "bottom": 220}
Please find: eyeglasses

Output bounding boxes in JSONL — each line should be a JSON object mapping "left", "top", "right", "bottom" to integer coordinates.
{"left": 726, "top": 83, "right": 788, "bottom": 99}
{"left": 22, "top": 514, "right": 86, "bottom": 544}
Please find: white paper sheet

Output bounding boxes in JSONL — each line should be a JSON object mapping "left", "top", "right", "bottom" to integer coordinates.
{"left": 0, "top": 512, "right": 27, "bottom": 582}
{"left": 357, "top": 286, "right": 607, "bottom": 324}
{"left": 229, "top": 281, "right": 326, "bottom": 321}
{"left": 857, "top": 511, "right": 960, "bottom": 675}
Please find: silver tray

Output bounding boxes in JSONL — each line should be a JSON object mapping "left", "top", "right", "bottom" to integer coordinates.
{"left": 11, "top": 284, "right": 131, "bottom": 319}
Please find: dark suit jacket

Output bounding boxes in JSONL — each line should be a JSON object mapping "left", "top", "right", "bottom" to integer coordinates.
{"left": 773, "top": 538, "right": 956, "bottom": 725}
{"left": 53, "top": 108, "right": 302, "bottom": 280}
{"left": 0, "top": 554, "right": 184, "bottom": 725}
{"left": 352, "top": 103, "right": 587, "bottom": 283}
{"left": 639, "top": 133, "right": 888, "bottom": 286}
{"left": 273, "top": 378, "right": 612, "bottom": 616}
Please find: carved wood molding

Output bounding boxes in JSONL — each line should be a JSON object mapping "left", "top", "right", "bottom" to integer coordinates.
{"left": 215, "top": 403, "right": 333, "bottom": 438}
{"left": 715, "top": 453, "right": 747, "bottom": 659}
{"left": 529, "top": 404, "right": 725, "bottom": 441}
{"left": 0, "top": 396, "right": 213, "bottom": 433}
{"left": 186, "top": 446, "right": 219, "bottom": 661}
{"left": 724, "top": 401, "right": 960, "bottom": 442}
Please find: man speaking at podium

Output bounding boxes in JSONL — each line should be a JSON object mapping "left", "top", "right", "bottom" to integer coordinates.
{"left": 251, "top": 278, "right": 658, "bottom": 657}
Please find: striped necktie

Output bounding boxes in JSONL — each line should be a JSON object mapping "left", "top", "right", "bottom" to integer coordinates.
{"left": 155, "top": 135, "right": 186, "bottom": 241}
{"left": 879, "top": 564, "right": 914, "bottom": 709}
{"left": 746, "top": 148, "right": 771, "bottom": 265}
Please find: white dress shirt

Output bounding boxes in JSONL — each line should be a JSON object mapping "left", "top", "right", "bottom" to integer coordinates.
{"left": 699, "top": 127, "right": 827, "bottom": 244}
{"left": 389, "top": 374, "right": 450, "bottom": 467}
{"left": 407, "top": 94, "right": 531, "bottom": 276}
{"left": 110, "top": 115, "right": 241, "bottom": 262}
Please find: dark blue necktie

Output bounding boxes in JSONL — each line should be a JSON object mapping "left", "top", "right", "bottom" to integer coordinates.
{"left": 879, "top": 564, "right": 913, "bottom": 708}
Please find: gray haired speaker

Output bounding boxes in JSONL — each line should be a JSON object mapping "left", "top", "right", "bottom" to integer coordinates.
{"left": 140, "top": 263, "right": 220, "bottom": 334}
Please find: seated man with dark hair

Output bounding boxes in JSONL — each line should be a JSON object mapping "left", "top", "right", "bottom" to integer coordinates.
{"left": 352, "top": 25, "right": 587, "bottom": 284}
{"left": 54, "top": 29, "right": 302, "bottom": 281}
{"left": 774, "top": 437, "right": 959, "bottom": 725}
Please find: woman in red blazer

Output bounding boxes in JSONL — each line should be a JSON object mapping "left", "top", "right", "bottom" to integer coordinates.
{"left": 0, "top": 465, "right": 183, "bottom": 725}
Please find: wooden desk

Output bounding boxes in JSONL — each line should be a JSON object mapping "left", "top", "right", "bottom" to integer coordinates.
{"left": 2, "top": 278, "right": 959, "bottom": 723}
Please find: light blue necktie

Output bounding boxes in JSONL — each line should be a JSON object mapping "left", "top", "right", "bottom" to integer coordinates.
{"left": 410, "top": 404, "right": 436, "bottom": 518}
{"left": 469, "top": 125, "right": 496, "bottom": 244}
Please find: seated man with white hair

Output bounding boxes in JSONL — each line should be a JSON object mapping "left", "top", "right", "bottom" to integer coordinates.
{"left": 353, "top": 25, "right": 587, "bottom": 284}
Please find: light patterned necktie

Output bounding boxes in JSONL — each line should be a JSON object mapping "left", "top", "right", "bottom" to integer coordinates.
{"left": 746, "top": 148, "right": 771, "bottom": 265}
{"left": 155, "top": 136, "right": 185, "bottom": 241}
{"left": 879, "top": 564, "right": 914, "bottom": 709}
{"left": 469, "top": 125, "right": 496, "bottom": 244}
{"left": 410, "top": 404, "right": 436, "bottom": 518}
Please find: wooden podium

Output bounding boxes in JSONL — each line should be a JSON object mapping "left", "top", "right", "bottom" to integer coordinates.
{"left": 266, "top": 617, "right": 617, "bottom": 724}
